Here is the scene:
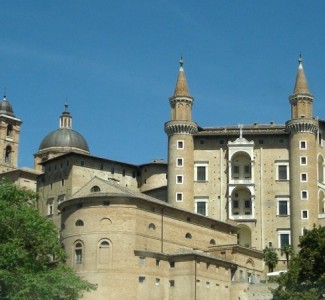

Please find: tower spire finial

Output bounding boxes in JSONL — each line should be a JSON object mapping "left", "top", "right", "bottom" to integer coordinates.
{"left": 173, "top": 57, "right": 191, "bottom": 97}
{"left": 293, "top": 55, "right": 310, "bottom": 94}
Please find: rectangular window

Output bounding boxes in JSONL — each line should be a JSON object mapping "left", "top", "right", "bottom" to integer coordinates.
{"left": 278, "top": 200, "right": 288, "bottom": 216}
{"left": 244, "top": 200, "right": 251, "bottom": 208}
{"left": 139, "top": 276, "right": 146, "bottom": 283}
{"left": 278, "top": 165, "right": 288, "bottom": 180}
{"left": 233, "top": 165, "right": 239, "bottom": 174}
{"left": 47, "top": 199, "right": 54, "bottom": 215}
{"left": 301, "top": 173, "right": 308, "bottom": 182}
{"left": 169, "top": 280, "right": 175, "bottom": 287}
{"left": 75, "top": 249, "right": 82, "bottom": 264}
{"left": 169, "top": 261, "right": 175, "bottom": 268}
{"left": 301, "top": 190, "right": 308, "bottom": 200}
{"left": 300, "top": 141, "right": 307, "bottom": 149}
{"left": 233, "top": 200, "right": 239, "bottom": 208}
{"left": 244, "top": 165, "right": 251, "bottom": 174}
{"left": 278, "top": 230, "right": 290, "bottom": 248}
{"left": 301, "top": 210, "right": 308, "bottom": 219}
{"left": 58, "top": 194, "right": 65, "bottom": 203}
{"left": 196, "top": 201, "right": 207, "bottom": 216}
{"left": 176, "top": 175, "right": 183, "bottom": 184}
{"left": 176, "top": 193, "right": 183, "bottom": 202}
{"left": 176, "top": 158, "right": 183, "bottom": 167}
{"left": 300, "top": 156, "right": 307, "bottom": 165}
{"left": 139, "top": 257, "right": 146, "bottom": 265}
{"left": 197, "top": 166, "right": 206, "bottom": 181}
{"left": 155, "top": 278, "right": 160, "bottom": 286}
{"left": 177, "top": 140, "right": 184, "bottom": 149}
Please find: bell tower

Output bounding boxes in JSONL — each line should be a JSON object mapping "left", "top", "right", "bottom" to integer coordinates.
{"left": 286, "top": 57, "right": 319, "bottom": 251}
{"left": 0, "top": 96, "right": 22, "bottom": 173}
{"left": 165, "top": 59, "right": 198, "bottom": 210}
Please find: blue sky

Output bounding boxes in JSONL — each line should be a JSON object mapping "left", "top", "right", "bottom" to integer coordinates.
{"left": 1, "top": 1, "right": 325, "bottom": 168}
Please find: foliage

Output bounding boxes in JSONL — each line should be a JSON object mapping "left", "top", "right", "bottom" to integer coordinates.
{"left": 272, "top": 226, "right": 325, "bottom": 300}
{"left": 0, "top": 179, "right": 95, "bottom": 299}
{"left": 280, "top": 244, "right": 294, "bottom": 266}
{"left": 263, "top": 246, "right": 278, "bottom": 272}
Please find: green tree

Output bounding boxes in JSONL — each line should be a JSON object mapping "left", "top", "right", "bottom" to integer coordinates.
{"left": 280, "top": 244, "right": 294, "bottom": 266}
{"left": 273, "top": 226, "right": 325, "bottom": 300}
{"left": 263, "top": 246, "right": 278, "bottom": 272}
{"left": 0, "top": 179, "right": 95, "bottom": 299}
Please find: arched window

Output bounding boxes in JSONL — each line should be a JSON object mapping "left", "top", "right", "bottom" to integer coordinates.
{"left": 185, "top": 233, "right": 192, "bottom": 239}
{"left": 99, "top": 240, "right": 110, "bottom": 248}
{"left": 6, "top": 124, "right": 13, "bottom": 137}
{"left": 210, "top": 239, "right": 216, "bottom": 245}
{"left": 148, "top": 223, "right": 156, "bottom": 230}
{"left": 91, "top": 185, "right": 101, "bottom": 192}
{"left": 5, "top": 145, "right": 11, "bottom": 163}
{"left": 75, "top": 242, "right": 83, "bottom": 264}
{"left": 75, "top": 219, "right": 84, "bottom": 226}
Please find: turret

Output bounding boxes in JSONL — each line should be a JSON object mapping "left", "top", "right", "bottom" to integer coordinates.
{"left": 165, "top": 59, "right": 198, "bottom": 210}
{"left": 286, "top": 57, "right": 319, "bottom": 251}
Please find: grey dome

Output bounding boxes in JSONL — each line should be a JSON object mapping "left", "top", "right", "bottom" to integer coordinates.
{"left": 39, "top": 128, "right": 89, "bottom": 152}
{"left": 0, "top": 97, "right": 15, "bottom": 117}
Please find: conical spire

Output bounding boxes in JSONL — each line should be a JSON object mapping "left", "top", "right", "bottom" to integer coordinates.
{"left": 293, "top": 55, "right": 310, "bottom": 95}
{"left": 173, "top": 57, "right": 191, "bottom": 97}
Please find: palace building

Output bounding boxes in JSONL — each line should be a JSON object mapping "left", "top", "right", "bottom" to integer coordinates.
{"left": 1, "top": 57, "right": 324, "bottom": 299}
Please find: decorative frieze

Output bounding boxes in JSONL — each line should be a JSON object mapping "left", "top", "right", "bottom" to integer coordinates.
{"left": 164, "top": 121, "right": 198, "bottom": 136}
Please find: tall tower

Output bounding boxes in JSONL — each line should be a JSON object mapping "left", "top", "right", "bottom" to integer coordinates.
{"left": 0, "top": 96, "right": 22, "bottom": 173}
{"left": 164, "top": 59, "right": 198, "bottom": 210}
{"left": 286, "top": 57, "right": 319, "bottom": 250}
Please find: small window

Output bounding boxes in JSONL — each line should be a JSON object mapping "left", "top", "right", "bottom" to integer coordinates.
{"left": 301, "top": 173, "right": 307, "bottom": 182}
{"left": 300, "top": 141, "right": 307, "bottom": 149}
{"left": 148, "top": 223, "right": 156, "bottom": 230}
{"left": 80, "top": 160, "right": 85, "bottom": 166}
{"left": 301, "top": 190, "right": 308, "bottom": 200}
{"left": 61, "top": 179, "right": 65, "bottom": 186}
{"left": 176, "top": 175, "right": 183, "bottom": 184}
{"left": 176, "top": 193, "right": 183, "bottom": 202}
{"left": 176, "top": 158, "right": 183, "bottom": 167}
{"left": 302, "top": 210, "right": 308, "bottom": 219}
{"left": 206, "top": 282, "right": 210, "bottom": 288}
{"left": 169, "top": 280, "right": 175, "bottom": 287}
{"left": 210, "top": 239, "right": 216, "bottom": 245}
{"left": 139, "top": 276, "right": 146, "bottom": 283}
{"left": 156, "top": 259, "right": 160, "bottom": 266}
{"left": 75, "top": 219, "right": 84, "bottom": 226}
{"left": 244, "top": 200, "right": 251, "bottom": 208}
{"left": 6, "top": 124, "right": 13, "bottom": 137}
{"left": 4, "top": 145, "right": 12, "bottom": 163}
{"left": 177, "top": 140, "right": 184, "bottom": 149}
{"left": 300, "top": 156, "right": 307, "bottom": 165}
{"left": 139, "top": 257, "right": 146, "bottom": 265}
{"left": 185, "top": 233, "right": 192, "bottom": 239}
{"left": 122, "top": 169, "right": 126, "bottom": 176}
{"left": 169, "top": 261, "right": 175, "bottom": 268}
{"left": 111, "top": 167, "right": 115, "bottom": 174}
{"left": 233, "top": 166, "right": 239, "bottom": 174}
{"left": 99, "top": 240, "right": 110, "bottom": 248}
{"left": 233, "top": 200, "right": 239, "bottom": 208}
{"left": 155, "top": 278, "right": 160, "bottom": 286}
{"left": 91, "top": 185, "right": 101, "bottom": 192}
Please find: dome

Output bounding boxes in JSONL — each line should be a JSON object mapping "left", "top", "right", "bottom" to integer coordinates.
{"left": 0, "top": 97, "right": 15, "bottom": 117}
{"left": 39, "top": 128, "right": 89, "bottom": 153}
